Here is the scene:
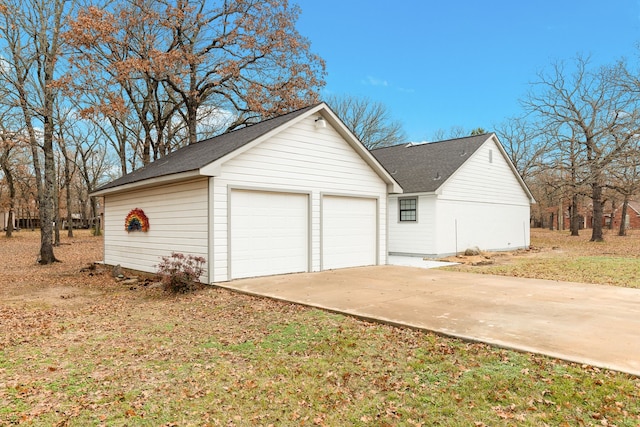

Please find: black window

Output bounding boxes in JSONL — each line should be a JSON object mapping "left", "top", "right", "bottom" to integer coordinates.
{"left": 399, "top": 198, "right": 417, "bottom": 222}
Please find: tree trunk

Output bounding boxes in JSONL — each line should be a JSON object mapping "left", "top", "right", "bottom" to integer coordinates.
{"left": 187, "top": 98, "right": 198, "bottom": 145}
{"left": 53, "top": 174, "right": 60, "bottom": 246}
{"left": 6, "top": 209, "right": 14, "bottom": 237}
{"left": 39, "top": 62, "right": 59, "bottom": 262}
{"left": 590, "top": 183, "right": 604, "bottom": 242}
{"left": 609, "top": 200, "right": 616, "bottom": 230}
{"left": 66, "top": 204, "right": 73, "bottom": 237}
{"left": 63, "top": 145, "right": 74, "bottom": 237}
{"left": 549, "top": 212, "right": 554, "bottom": 230}
{"left": 40, "top": 111, "right": 58, "bottom": 263}
{"left": 90, "top": 196, "right": 101, "bottom": 236}
{"left": 1, "top": 153, "right": 16, "bottom": 237}
{"left": 557, "top": 202, "right": 563, "bottom": 231}
{"left": 570, "top": 194, "right": 580, "bottom": 236}
{"left": 142, "top": 131, "right": 152, "bottom": 165}
{"left": 619, "top": 197, "right": 629, "bottom": 236}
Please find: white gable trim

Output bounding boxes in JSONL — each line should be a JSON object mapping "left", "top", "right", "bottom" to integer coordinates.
{"left": 435, "top": 134, "right": 535, "bottom": 203}
{"left": 489, "top": 134, "right": 536, "bottom": 204}
{"left": 93, "top": 103, "right": 402, "bottom": 197}
{"left": 199, "top": 103, "right": 403, "bottom": 194}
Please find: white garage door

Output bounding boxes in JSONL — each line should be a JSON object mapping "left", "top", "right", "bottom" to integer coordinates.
{"left": 322, "top": 196, "right": 377, "bottom": 270}
{"left": 230, "top": 190, "right": 308, "bottom": 279}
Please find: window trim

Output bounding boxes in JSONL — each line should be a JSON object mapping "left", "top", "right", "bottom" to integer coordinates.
{"left": 398, "top": 197, "right": 418, "bottom": 222}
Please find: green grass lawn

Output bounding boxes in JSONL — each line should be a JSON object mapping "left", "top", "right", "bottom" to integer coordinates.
{"left": 445, "top": 229, "right": 640, "bottom": 288}
{"left": 2, "top": 292, "right": 639, "bottom": 426}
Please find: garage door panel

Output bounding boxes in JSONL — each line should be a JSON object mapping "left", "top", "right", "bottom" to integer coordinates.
{"left": 231, "top": 190, "right": 308, "bottom": 279}
{"left": 322, "top": 196, "right": 377, "bottom": 270}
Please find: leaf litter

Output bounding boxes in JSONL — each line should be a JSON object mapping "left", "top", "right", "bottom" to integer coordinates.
{"left": 1, "top": 230, "right": 639, "bottom": 426}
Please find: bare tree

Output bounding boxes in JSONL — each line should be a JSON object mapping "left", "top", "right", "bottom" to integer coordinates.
{"left": 431, "top": 125, "right": 467, "bottom": 142}
{"left": 0, "top": 0, "right": 73, "bottom": 262}
{"left": 495, "top": 117, "right": 549, "bottom": 183}
{"left": 326, "top": 94, "right": 407, "bottom": 149}
{"left": 524, "top": 56, "right": 639, "bottom": 241}
{"left": 0, "top": 124, "right": 19, "bottom": 237}
{"left": 66, "top": 0, "right": 326, "bottom": 154}
{"left": 72, "top": 121, "right": 113, "bottom": 235}
{"left": 54, "top": 105, "right": 77, "bottom": 237}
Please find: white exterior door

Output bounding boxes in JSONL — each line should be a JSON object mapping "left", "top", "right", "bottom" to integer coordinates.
{"left": 322, "top": 196, "right": 377, "bottom": 270}
{"left": 230, "top": 190, "right": 308, "bottom": 279}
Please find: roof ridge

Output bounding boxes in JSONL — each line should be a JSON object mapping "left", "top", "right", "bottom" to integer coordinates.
{"left": 423, "top": 132, "right": 493, "bottom": 145}
{"left": 370, "top": 133, "right": 492, "bottom": 152}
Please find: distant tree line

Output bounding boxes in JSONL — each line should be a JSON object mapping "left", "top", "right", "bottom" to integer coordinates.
{"left": 497, "top": 55, "right": 640, "bottom": 241}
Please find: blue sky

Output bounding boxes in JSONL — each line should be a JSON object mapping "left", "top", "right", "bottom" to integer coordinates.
{"left": 297, "top": 1, "right": 640, "bottom": 142}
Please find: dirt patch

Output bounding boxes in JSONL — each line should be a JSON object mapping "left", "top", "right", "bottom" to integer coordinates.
{"left": 0, "top": 231, "right": 124, "bottom": 306}
{"left": 440, "top": 245, "right": 550, "bottom": 267}
{"left": 3, "top": 285, "right": 103, "bottom": 306}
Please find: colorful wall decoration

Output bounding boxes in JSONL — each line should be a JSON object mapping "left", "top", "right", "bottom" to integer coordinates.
{"left": 125, "top": 208, "right": 149, "bottom": 233}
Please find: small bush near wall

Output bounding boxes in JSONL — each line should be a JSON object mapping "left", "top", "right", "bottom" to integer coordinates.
{"left": 156, "top": 252, "right": 206, "bottom": 293}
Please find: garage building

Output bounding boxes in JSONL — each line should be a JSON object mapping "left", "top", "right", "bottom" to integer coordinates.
{"left": 92, "top": 103, "right": 402, "bottom": 283}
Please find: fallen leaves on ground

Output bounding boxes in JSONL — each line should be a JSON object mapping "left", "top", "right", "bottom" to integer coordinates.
{"left": 1, "top": 230, "right": 639, "bottom": 426}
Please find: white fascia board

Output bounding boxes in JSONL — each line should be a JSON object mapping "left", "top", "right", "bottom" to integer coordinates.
{"left": 434, "top": 134, "right": 536, "bottom": 203}
{"left": 90, "top": 170, "right": 202, "bottom": 196}
{"left": 199, "top": 105, "right": 327, "bottom": 176}
{"left": 199, "top": 162, "right": 221, "bottom": 176}
{"left": 319, "top": 105, "right": 403, "bottom": 194}
{"left": 490, "top": 134, "right": 536, "bottom": 204}
{"left": 198, "top": 103, "right": 404, "bottom": 194}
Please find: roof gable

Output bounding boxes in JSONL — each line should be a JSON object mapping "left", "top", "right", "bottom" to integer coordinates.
{"left": 94, "top": 104, "right": 319, "bottom": 193}
{"left": 371, "top": 133, "right": 535, "bottom": 202}
{"left": 93, "top": 103, "right": 402, "bottom": 195}
{"left": 371, "top": 134, "right": 489, "bottom": 193}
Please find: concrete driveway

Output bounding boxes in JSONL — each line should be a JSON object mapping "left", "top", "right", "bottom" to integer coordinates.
{"left": 217, "top": 266, "right": 640, "bottom": 377}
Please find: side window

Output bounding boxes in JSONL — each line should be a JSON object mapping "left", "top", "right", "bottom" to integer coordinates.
{"left": 399, "top": 198, "right": 417, "bottom": 222}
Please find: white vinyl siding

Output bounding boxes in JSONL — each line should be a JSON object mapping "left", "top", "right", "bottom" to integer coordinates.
{"left": 433, "top": 139, "right": 531, "bottom": 254}
{"left": 210, "top": 115, "right": 388, "bottom": 282}
{"left": 439, "top": 139, "right": 531, "bottom": 206}
{"left": 229, "top": 190, "right": 309, "bottom": 279}
{"left": 322, "top": 196, "right": 377, "bottom": 270}
{"left": 388, "top": 195, "right": 436, "bottom": 256}
{"left": 387, "top": 138, "right": 531, "bottom": 258}
{"left": 434, "top": 201, "right": 530, "bottom": 255}
{"left": 103, "top": 179, "right": 209, "bottom": 280}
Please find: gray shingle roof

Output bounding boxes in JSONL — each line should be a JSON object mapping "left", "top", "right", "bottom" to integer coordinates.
{"left": 95, "top": 104, "right": 320, "bottom": 192}
{"left": 371, "top": 133, "right": 491, "bottom": 193}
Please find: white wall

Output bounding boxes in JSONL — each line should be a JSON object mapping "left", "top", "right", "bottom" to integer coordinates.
{"left": 103, "top": 178, "right": 209, "bottom": 280}
{"left": 387, "top": 137, "right": 531, "bottom": 257}
{"left": 210, "top": 115, "right": 388, "bottom": 282}
{"left": 387, "top": 194, "right": 436, "bottom": 256}
{"left": 434, "top": 138, "right": 531, "bottom": 255}
{"left": 434, "top": 201, "right": 530, "bottom": 255}
{"left": 439, "top": 138, "right": 531, "bottom": 205}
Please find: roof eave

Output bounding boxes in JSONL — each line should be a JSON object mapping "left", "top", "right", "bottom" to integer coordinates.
{"left": 90, "top": 170, "right": 203, "bottom": 196}
{"left": 489, "top": 134, "right": 536, "bottom": 204}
